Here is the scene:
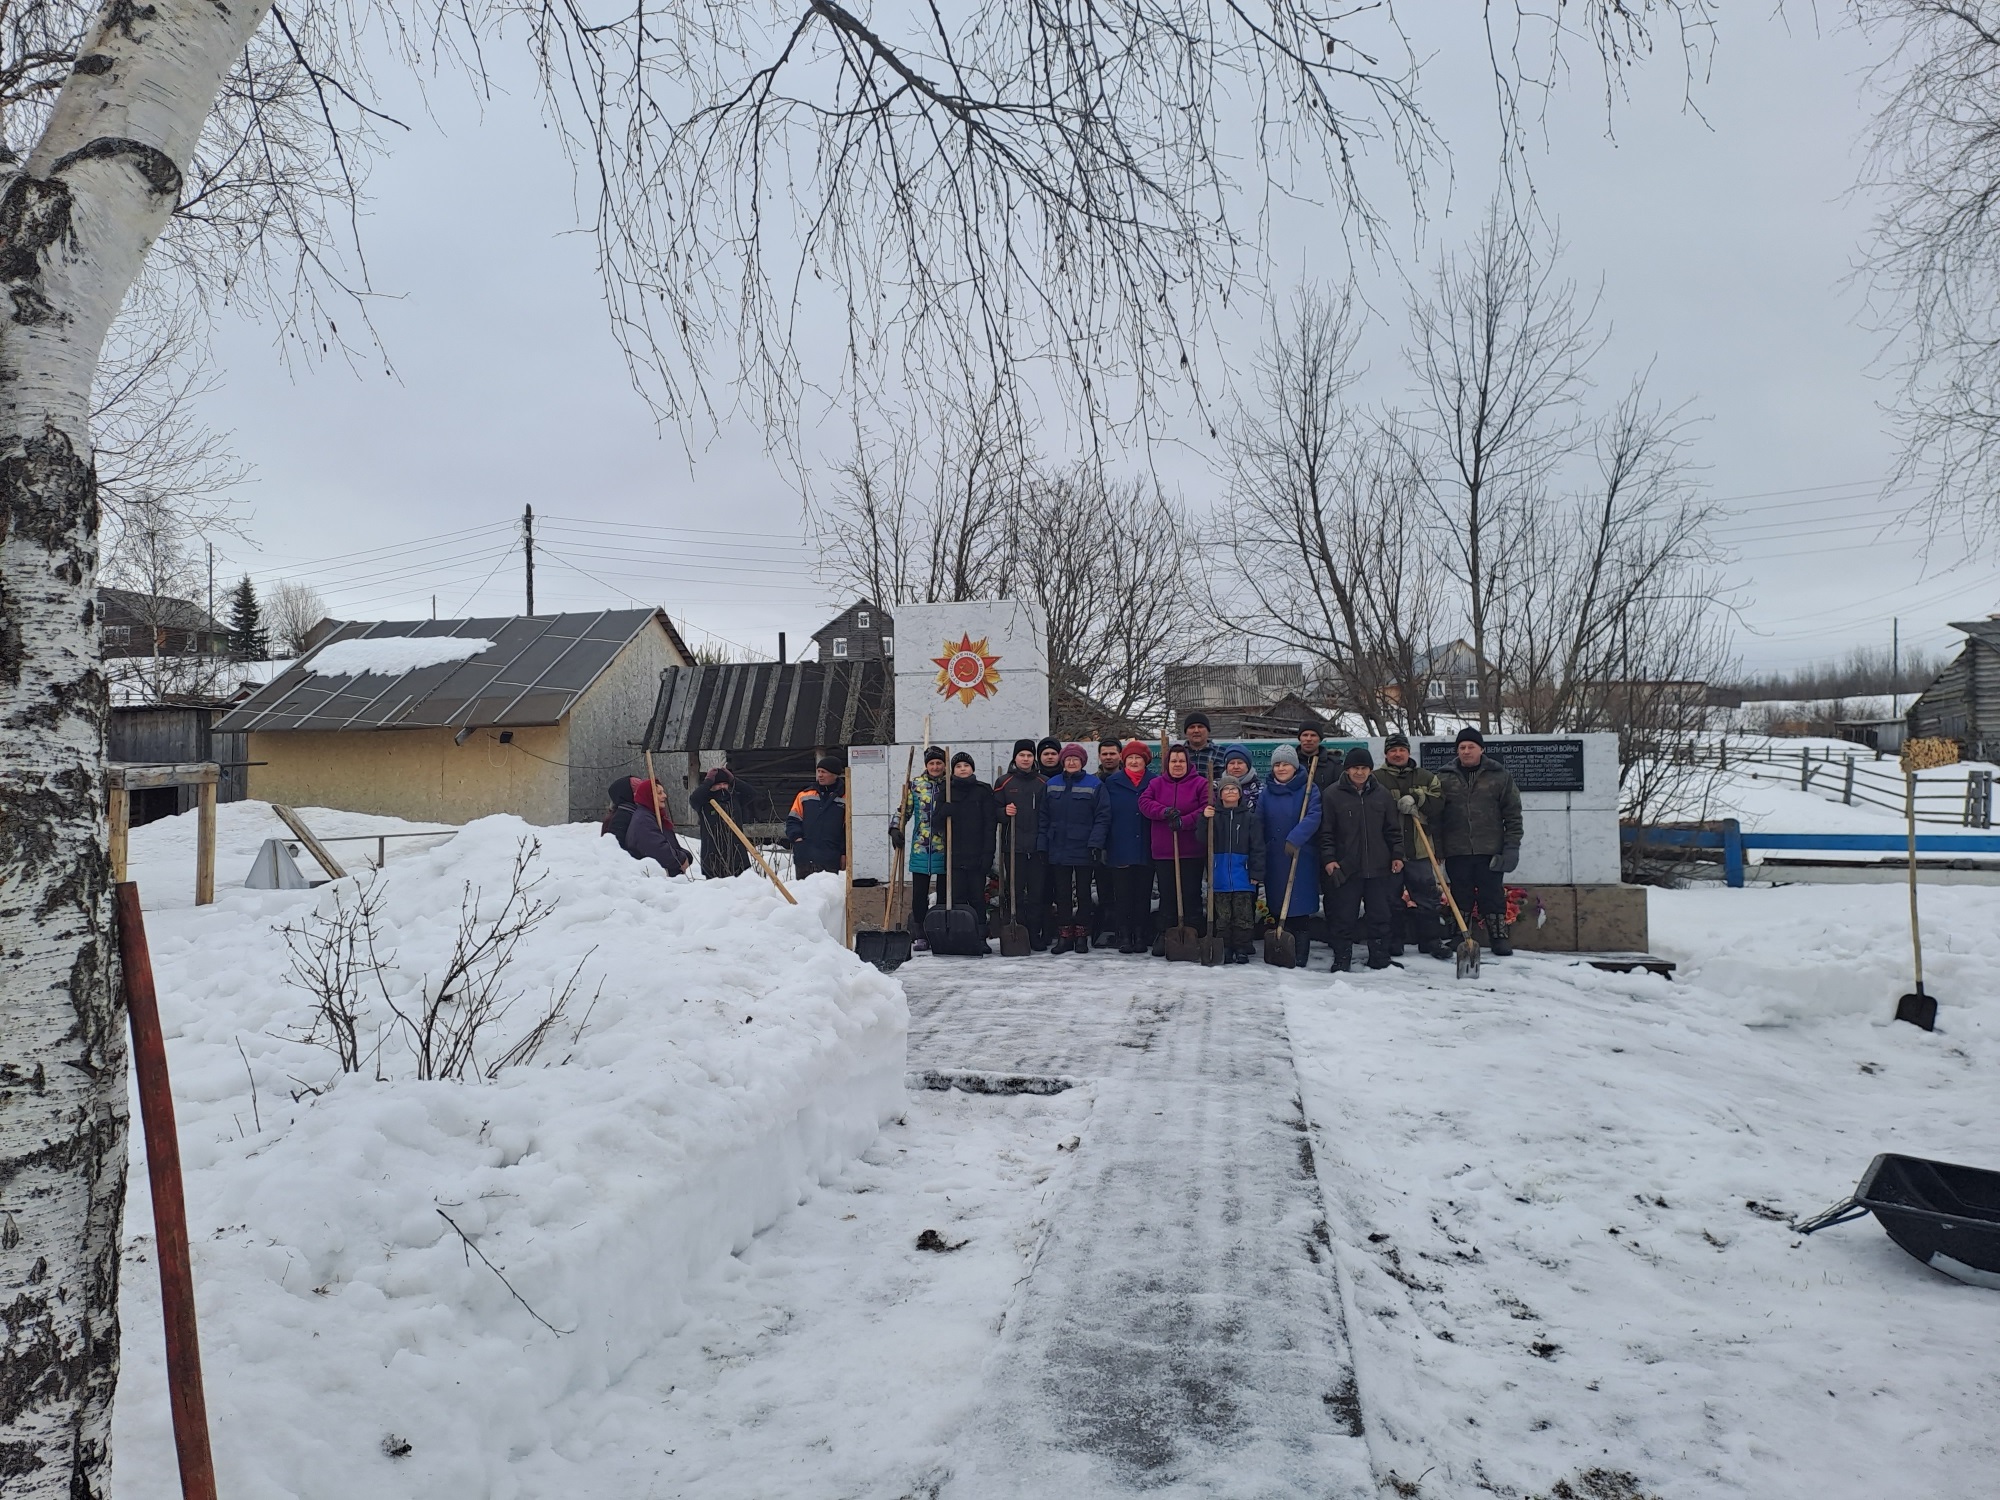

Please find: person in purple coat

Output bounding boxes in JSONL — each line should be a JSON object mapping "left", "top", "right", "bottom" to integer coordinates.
{"left": 1138, "top": 742, "right": 1209, "bottom": 956}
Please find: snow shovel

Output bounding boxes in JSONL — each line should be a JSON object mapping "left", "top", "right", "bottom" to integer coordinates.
{"left": 1264, "top": 847, "right": 1304, "bottom": 968}
{"left": 1413, "top": 816, "right": 1478, "bottom": 979}
{"left": 855, "top": 749, "right": 915, "bottom": 971}
{"left": 1163, "top": 830, "right": 1201, "bottom": 962}
{"left": 1263, "top": 750, "right": 1317, "bottom": 969}
{"left": 999, "top": 814, "right": 1032, "bottom": 956}
{"left": 1200, "top": 784, "right": 1223, "bottom": 966}
{"left": 1897, "top": 769, "right": 1937, "bottom": 1031}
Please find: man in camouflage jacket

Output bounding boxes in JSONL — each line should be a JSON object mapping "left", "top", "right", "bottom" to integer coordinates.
{"left": 1434, "top": 727, "right": 1525, "bottom": 955}
{"left": 1373, "top": 733, "right": 1451, "bottom": 960}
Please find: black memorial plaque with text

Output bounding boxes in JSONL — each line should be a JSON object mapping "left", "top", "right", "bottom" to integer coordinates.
{"left": 1419, "top": 737, "right": 1586, "bottom": 793}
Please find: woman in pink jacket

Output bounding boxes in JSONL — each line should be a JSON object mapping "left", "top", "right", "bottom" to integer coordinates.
{"left": 1138, "top": 743, "right": 1210, "bottom": 956}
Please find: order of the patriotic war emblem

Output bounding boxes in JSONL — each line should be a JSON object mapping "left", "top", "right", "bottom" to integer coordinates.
{"left": 933, "top": 633, "right": 1002, "bottom": 705}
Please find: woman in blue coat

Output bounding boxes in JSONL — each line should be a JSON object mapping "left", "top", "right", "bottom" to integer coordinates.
{"left": 1037, "top": 743, "right": 1111, "bottom": 953}
{"left": 1100, "top": 739, "right": 1157, "bottom": 954}
{"left": 1257, "top": 744, "right": 1322, "bottom": 963}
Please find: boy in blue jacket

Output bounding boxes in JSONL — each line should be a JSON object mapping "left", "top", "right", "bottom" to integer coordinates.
{"left": 1205, "top": 774, "right": 1266, "bottom": 963}
{"left": 1037, "top": 742, "right": 1110, "bottom": 953}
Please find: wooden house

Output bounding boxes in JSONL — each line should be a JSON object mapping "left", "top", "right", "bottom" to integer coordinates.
{"left": 214, "top": 609, "right": 691, "bottom": 825}
{"left": 812, "top": 601, "right": 895, "bottom": 664}
{"left": 1906, "top": 618, "right": 2000, "bottom": 761}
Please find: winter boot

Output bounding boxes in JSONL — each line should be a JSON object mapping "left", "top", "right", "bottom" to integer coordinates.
{"left": 1075, "top": 930, "right": 1092, "bottom": 954}
{"left": 1424, "top": 935, "right": 1454, "bottom": 961}
{"left": 1366, "top": 949, "right": 1395, "bottom": 970}
{"left": 1150, "top": 934, "right": 1167, "bottom": 958}
{"left": 1330, "top": 947, "right": 1354, "bottom": 974}
{"left": 1051, "top": 930, "right": 1075, "bottom": 955}
{"left": 1484, "top": 915, "right": 1513, "bottom": 957}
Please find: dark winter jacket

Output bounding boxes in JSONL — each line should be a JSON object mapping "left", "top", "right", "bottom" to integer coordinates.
{"left": 1257, "top": 772, "right": 1323, "bottom": 918}
{"left": 1206, "top": 802, "right": 1266, "bottom": 894}
{"left": 1038, "top": 772, "right": 1110, "bottom": 866}
{"left": 932, "top": 774, "right": 998, "bottom": 873}
{"left": 623, "top": 801, "right": 692, "bottom": 875}
{"left": 689, "top": 768, "right": 751, "bottom": 879}
{"left": 1139, "top": 768, "right": 1211, "bottom": 861}
{"left": 993, "top": 764, "right": 1050, "bottom": 855}
{"left": 1297, "top": 745, "right": 1339, "bottom": 793}
{"left": 601, "top": 775, "right": 643, "bottom": 844}
{"left": 1319, "top": 774, "right": 1403, "bottom": 880}
{"left": 1102, "top": 768, "right": 1157, "bottom": 868}
{"left": 1374, "top": 759, "right": 1444, "bottom": 864}
{"left": 1435, "top": 758, "right": 1524, "bottom": 858}
{"left": 784, "top": 782, "right": 845, "bottom": 874}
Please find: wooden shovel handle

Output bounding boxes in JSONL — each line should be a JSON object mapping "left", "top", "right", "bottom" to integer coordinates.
{"left": 713, "top": 800, "right": 796, "bottom": 904}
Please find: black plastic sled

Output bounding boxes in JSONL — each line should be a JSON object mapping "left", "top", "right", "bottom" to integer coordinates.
{"left": 1796, "top": 1153, "right": 2000, "bottom": 1288}
{"left": 923, "top": 904, "right": 989, "bottom": 957}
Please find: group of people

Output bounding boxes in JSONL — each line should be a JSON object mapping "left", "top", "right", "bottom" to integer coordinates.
{"left": 888, "top": 714, "right": 1525, "bottom": 972}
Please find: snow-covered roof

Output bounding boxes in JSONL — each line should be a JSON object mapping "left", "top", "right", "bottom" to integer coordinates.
{"left": 215, "top": 610, "right": 670, "bottom": 733}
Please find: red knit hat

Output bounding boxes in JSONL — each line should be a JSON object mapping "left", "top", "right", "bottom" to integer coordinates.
{"left": 1121, "top": 739, "right": 1151, "bottom": 764}
{"left": 1061, "top": 742, "right": 1088, "bottom": 766}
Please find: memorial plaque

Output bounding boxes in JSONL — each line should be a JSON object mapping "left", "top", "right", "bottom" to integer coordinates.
{"left": 1419, "top": 736, "right": 1587, "bottom": 793}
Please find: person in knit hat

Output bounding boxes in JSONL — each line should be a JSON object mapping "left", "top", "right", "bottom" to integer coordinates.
{"left": 1205, "top": 773, "right": 1266, "bottom": 962}
{"left": 1038, "top": 742, "right": 1110, "bottom": 952}
{"left": 784, "top": 756, "right": 846, "bottom": 877}
{"left": 1140, "top": 741, "right": 1210, "bottom": 954}
{"left": 931, "top": 750, "right": 997, "bottom": 935}
{"left": 894, "top": 746, "right": 950, "bottom": 946}
{"left": 1219, "top": 743, "right": 1260, "bottom": 809}
{"left": 1317, "top": 744, "right": 1402, "bottom": 970}
{"left": 1258, "top": 743, "right": 1323, "bottom": 964}
{"left": 1374, "top": 731, "right": 1449, "bottom": 960}
{"left": 1093, "top": 738, "right": 1126, "bottom": 941}
{"left": 1036, "top": 735, "right": 1064, "bottom": 778}
{"left": 995, "top": 738, "right": 1051, "bottom": 948}
{"left": 1436, "top": 726, "right": 1523, "bottom": 956}
{"left": 1101, "top": 739, "right": 1159, "bottom": 952}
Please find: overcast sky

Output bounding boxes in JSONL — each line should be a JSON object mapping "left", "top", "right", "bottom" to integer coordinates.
{"left": 189, "top": 7, "right": 1995, "bottom": 675}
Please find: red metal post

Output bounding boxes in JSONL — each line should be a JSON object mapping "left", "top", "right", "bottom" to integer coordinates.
{"left": 115, "top": 882, "right": 220, "bottom": 1500}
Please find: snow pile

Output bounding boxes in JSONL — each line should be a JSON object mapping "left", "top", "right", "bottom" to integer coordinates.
{"left": 303, "top": 634, "right": 494, "bottom": 677}
{"left": 113, "top": 805, "right": 904, "bottom": 1498}
{"left": 1291, "top": 882, "right": 2000, "bottom": 1499}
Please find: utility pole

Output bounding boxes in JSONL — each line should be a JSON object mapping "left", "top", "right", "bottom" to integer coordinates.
{"left": 205, "top": 542, "right": 214, "bottom": 634}
{"left": 523, "top": 504, "right": 536, "bottom": 616}
{"left": 1892, "top": 618, "right": 1900, "bottom": 718}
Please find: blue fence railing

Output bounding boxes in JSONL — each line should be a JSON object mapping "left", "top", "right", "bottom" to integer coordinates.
{"left": 1622, "top": 820, "right": 2000, "bottom": 887}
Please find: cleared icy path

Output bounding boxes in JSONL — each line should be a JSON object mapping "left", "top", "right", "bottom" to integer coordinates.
{"left": 906, "top": 953, "right": 1376, "bottom": 1499}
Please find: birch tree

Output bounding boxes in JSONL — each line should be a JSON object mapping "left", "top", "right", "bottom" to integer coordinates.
{"left": 0, "top": 2, "right": 1714, "bottom": 1491}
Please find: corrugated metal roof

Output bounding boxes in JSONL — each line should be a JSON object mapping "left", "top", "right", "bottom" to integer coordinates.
{"left": 213, "top": 610, "right": 664, "bottom": 733}
{"left": 645, "top": 661, "right": 893, "bottom": 751}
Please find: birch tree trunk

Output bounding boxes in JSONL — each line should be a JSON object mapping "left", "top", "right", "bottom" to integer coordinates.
{"left": 0, "top": 0, "right": 271, "bottom": 1489}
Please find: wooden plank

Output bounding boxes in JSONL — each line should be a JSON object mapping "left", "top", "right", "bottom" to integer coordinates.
{"left": 269, "top": 804, "right": 348, "bottom": 880}
{"left": 109, "top": 761, "right": 220, "bottom": 791}
{"left": 194, "top": 781, "right": 216, "bottom": 906}
{"left": 108, "top": 778, "right": 130, "bottom": 883}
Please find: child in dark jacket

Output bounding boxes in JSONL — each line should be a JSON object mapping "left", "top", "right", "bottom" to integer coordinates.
{"left": 932, "top": 751, "right": 997, "bottom": 929}
{"left": 1205, "top": 775, "right": 1266, "bottom": 962}
{"left": 1038, "top": 742, "right": 1110, "bottom": 953}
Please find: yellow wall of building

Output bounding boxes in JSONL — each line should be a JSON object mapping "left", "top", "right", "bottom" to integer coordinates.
{"left": 246, "top": 724, "right": 572, "bottom": 826}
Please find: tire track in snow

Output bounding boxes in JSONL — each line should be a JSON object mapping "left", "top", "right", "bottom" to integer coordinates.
{"left": 904, "top": 952, "right": 1375, "bottom": 1497}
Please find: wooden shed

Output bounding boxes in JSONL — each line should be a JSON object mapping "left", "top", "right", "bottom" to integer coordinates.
{"left": 1906, "top": 618, "right": 2000, "bottom": 762}
{"left": 214, "top": 609, "right": 691, "bottom": 825}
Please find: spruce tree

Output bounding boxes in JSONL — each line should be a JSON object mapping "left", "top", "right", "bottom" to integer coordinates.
{"left": 226, "top": 574, "right": 269, "bottom": 660}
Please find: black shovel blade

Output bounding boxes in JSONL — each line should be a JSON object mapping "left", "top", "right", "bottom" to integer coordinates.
{"left": 998, "top": 920, "right": 1032, "bottom": 957}
{"left": 1455, "top": 935, "right": 1481, "bottom": 980}
{"left": 1896, "top": 988, "right": 1938, "bottom": 1031}
{"left": 1263, "top": 931, "right": 1297, "bottom": 968}
{"left": 1200, "top": 934, "right": 1224, "bottom": 967}
{"left": 855, "top": 928, "right": 913, "bottom": 973}
{"left": 1163, "top": 926, "right": 1202, "bottom": 963}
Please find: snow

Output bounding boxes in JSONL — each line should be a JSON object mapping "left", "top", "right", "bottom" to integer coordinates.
{"left": 112, "top": 801, "right": 2000, "bottom": 1499}
{"left": 302, "top": 635, "right": 494, "bottom": 677}
{"left": 1292, "top": 881, "right": 2000, "bottom": 1499}
{"left": 114, "top": 803, "right": 905, "bottom": 1498}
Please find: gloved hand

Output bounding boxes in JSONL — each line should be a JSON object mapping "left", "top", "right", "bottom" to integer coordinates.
{"left": 890, "top": 825, "right": 905, "bottom": 850}
{"left": 1167, "top": 809, "right": 1182, "bottom": 830}
{"left": 1396, "top": 794, "right": 1416, "bottom": 814}
{"left": 1089, "top": 846, "right": 1106, "bottom": 865}
{"left": 1492, "top": 845, "right": 1521, "bottom": 873}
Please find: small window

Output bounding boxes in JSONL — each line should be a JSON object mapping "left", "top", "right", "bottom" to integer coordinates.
{"left": 856, "top": 610, "right": 870, "bottom": 629}
{"left": 832, "top": 637, "right": 849, "bottom": 658}
{"left": 105, "top": 625, "right": 130, "bottom": 645}
{"left": 1464, "top": 679, "right": 1479, "bottom": 700}
{"left": 883, "top": 636, "right": 895, "bottom": 657}
{"left": 1426, "top": 679, "right": 1443, "bottom": 700}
